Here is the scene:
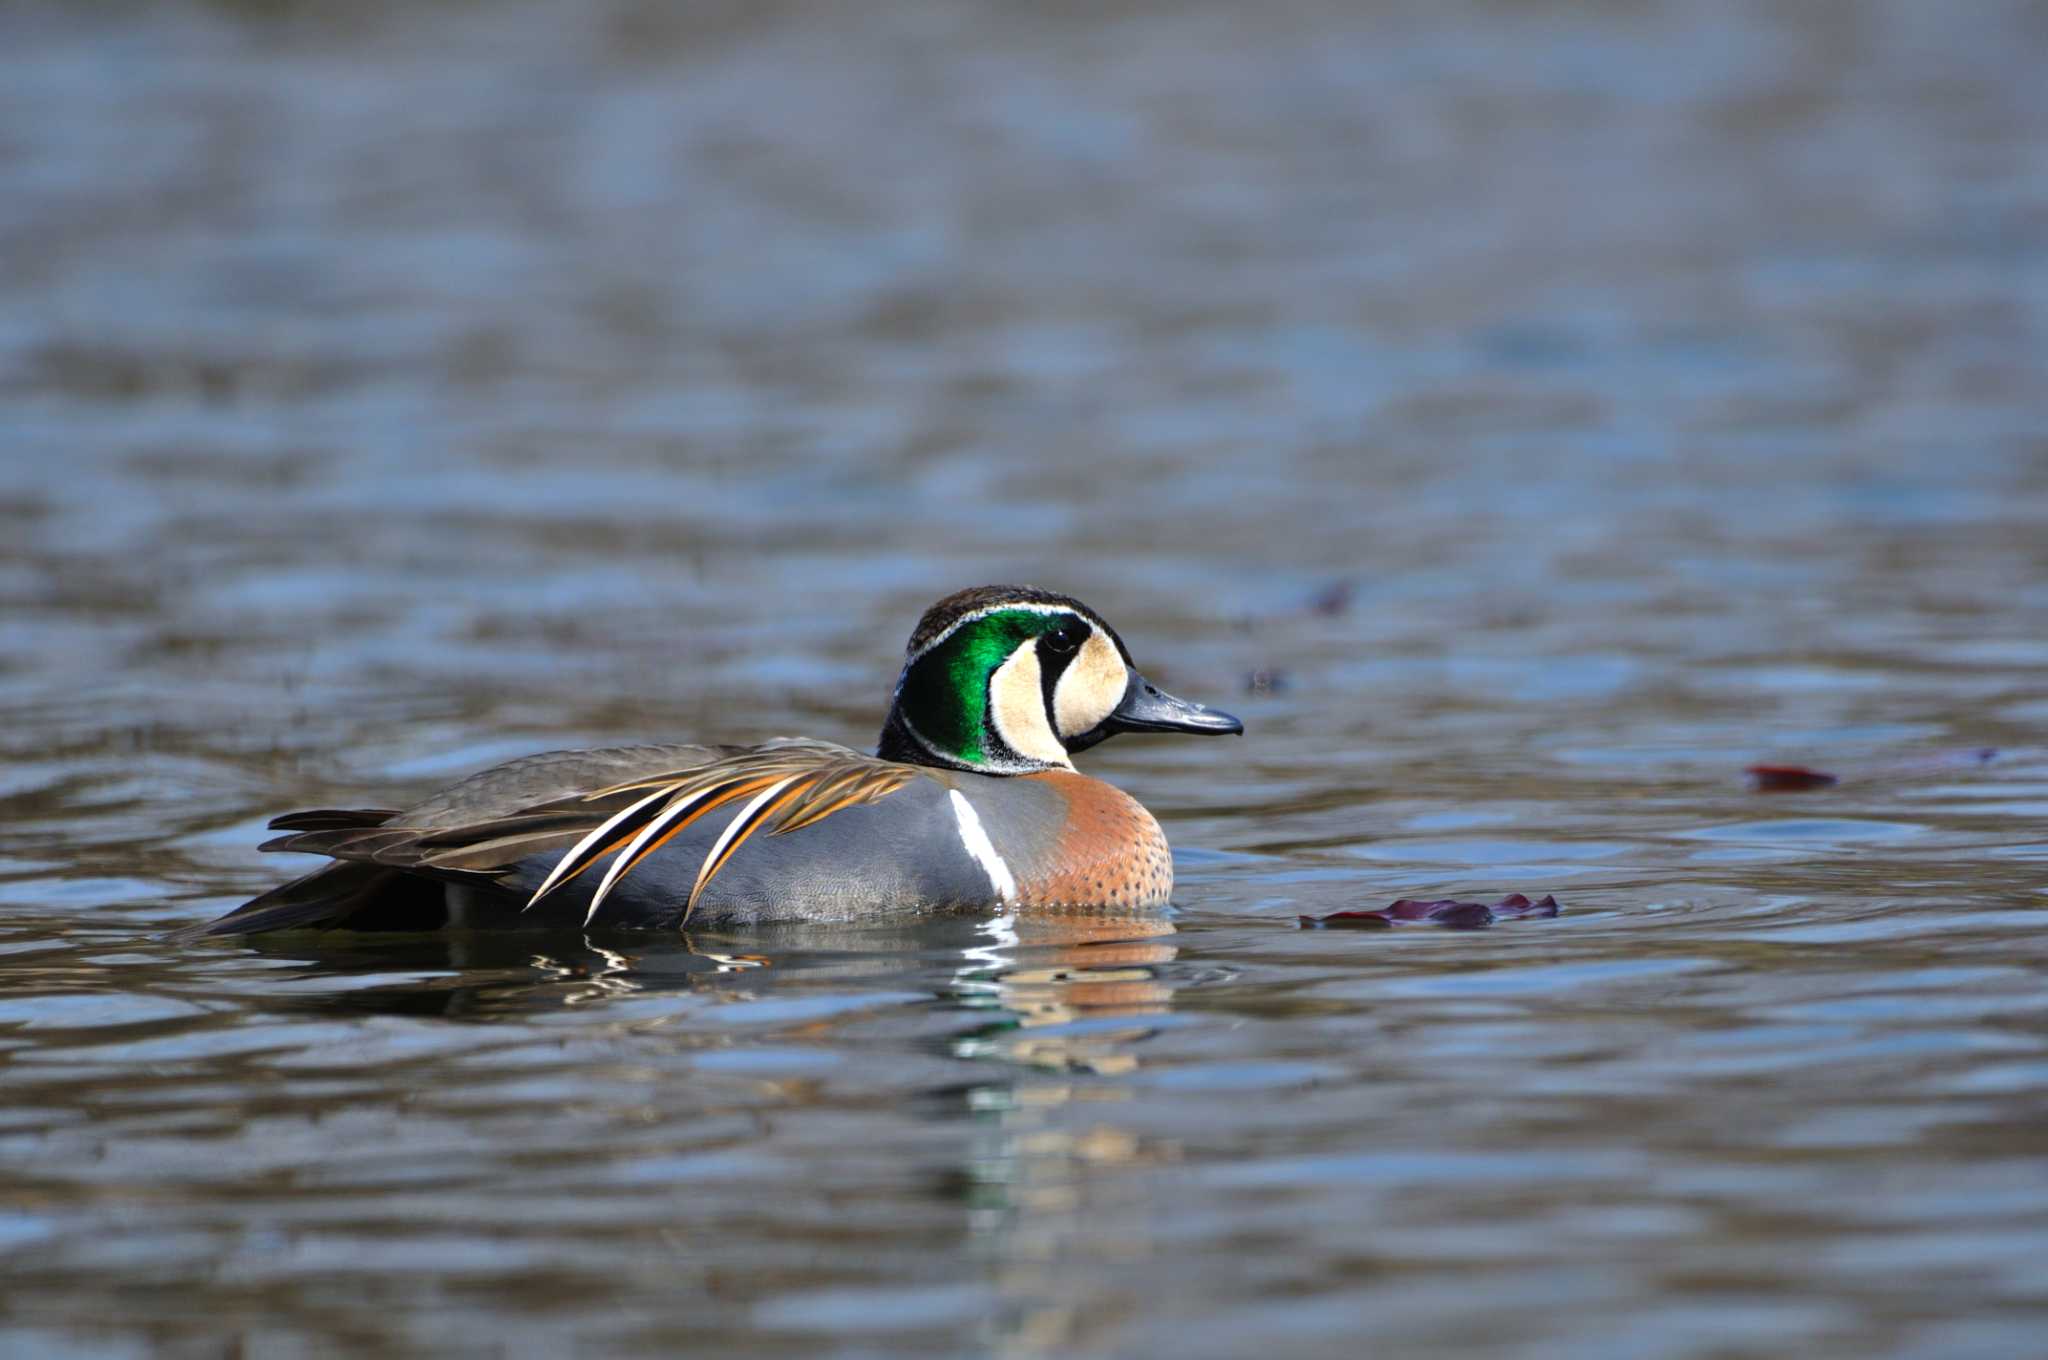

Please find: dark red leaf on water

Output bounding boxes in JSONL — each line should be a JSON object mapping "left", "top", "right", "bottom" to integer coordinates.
{"left": 1744, "top": 748, "right": 1996, "bottom": 792}
{"left": 1298, "top": 894, "right": 1561, "bottom": 931}
{"left": 1294, "top": 910, "right": 1394, "bottom": 930}
{"left": 1492, "top": 893, "right": 1561, "bottom": 920}
{"left": 1746, "top": 764, "right": 1837, "bottom": 791}
{"left": 1412, "top": 900, "right": 1494, "bottom": 928}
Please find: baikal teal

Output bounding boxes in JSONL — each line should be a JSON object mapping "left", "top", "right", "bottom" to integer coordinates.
{"left": 183, "top": 585, "right": 1243, "bottom": 938}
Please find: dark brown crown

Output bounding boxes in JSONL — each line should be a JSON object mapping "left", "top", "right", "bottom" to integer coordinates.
{"left": 902, "top": 584, "right": 1113, "bottom": 656}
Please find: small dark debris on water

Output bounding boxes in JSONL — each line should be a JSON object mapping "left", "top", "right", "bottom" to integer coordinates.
{"left": 1243, "top": 667, "right": 1289, "bottom": 696}
{"left": 1232, "top": 578, "right": 1358, "bottom": 632}
{"left": 1299, "top": 893, "right": 1561, "bottom": 931}
{"left": 1307, "top": 579, "right": 1356, "bottom": 617}
{"left": 1746, "top": 764, "right": 1838, "bottom": 791}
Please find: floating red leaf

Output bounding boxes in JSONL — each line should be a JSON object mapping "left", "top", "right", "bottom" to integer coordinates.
{"left": 1746, "top": 764, "right": 1838, "bottom": 791}
{"left": 1299, "top": 894, "right": 1560, "bottom": 931}
{"left": 1745, "top": 747, "right": 1996, "bottom": 793}
{"left": 1296, "top": 909, "right": 1394, "bottom": 930}
{"left": 1486, "top": 893, "right": 1561, "bottom": 920}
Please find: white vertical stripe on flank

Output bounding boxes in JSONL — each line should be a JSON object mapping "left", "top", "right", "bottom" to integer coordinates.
{"left": 948, "top": 790, "right": 1018, "bottom": 905}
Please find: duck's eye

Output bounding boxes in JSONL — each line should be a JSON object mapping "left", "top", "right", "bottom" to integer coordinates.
{"left": 1040, "top": 619, "right": 1087, "bottom": 658}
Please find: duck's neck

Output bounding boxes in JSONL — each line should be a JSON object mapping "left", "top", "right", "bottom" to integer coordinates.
{"left": 876, "top": 706, "right": 965, "bottom": 771}
{"left": 878, "top": 704, "right": 1065, "bottom": 776}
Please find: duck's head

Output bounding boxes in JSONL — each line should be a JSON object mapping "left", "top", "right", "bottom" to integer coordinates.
{"left": 877, "top": 585, "right": 1243, "bottom": 774}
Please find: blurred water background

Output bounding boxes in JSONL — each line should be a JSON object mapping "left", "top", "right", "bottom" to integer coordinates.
{"left": 3, "top": 1, "right": 2047, "bottom": 1355}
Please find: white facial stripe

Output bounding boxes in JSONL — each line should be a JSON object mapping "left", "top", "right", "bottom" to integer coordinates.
{"left": 907, "top": 602, "right": 1076, "bottom": 664}
{"left": 948, "top": 789, "right": 1017, "bottom": 904}
{"left": 1053, "top": 630, "right": 1125, "bottom": 739}
{"left": 988, "top": 644, "right": 1071, "bottom": 766}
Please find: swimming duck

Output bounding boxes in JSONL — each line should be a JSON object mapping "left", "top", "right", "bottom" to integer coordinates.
{"left": 188, "top": 586, "right": 1242, "bottom": 936}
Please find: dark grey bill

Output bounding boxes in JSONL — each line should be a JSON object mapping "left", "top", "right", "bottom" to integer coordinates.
{"left": 1102, "top": 672, "right": 1245, "bottom": 737}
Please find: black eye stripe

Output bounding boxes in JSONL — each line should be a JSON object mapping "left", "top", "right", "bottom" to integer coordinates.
{"left": 1037, "top": 625, "right": 1084, "bottom": 723}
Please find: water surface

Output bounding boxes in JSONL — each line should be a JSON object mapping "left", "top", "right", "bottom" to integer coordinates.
{"left": 3, "top": 1, "right": 2046, "bottom": 1355}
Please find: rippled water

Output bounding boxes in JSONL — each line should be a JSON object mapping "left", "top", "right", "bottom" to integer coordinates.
{"left": 4, "top": 1, "right": 2047, "bottom": 1354}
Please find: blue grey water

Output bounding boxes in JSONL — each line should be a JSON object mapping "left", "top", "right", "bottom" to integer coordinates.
{"left": 2, "top": 1, "right": 2046, "bottom": 1355}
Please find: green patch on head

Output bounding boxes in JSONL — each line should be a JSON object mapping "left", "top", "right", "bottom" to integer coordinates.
{"left": 896, "top": 608, "right": 1071, "bottom": 764}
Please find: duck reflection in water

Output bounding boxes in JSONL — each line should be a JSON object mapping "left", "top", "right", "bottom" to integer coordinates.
{"left": 939, "top": 915, "right": 1185, "bottom": 1354}
{"left": 222, "top": 912, "right": 1188, "bottom": 1353}
{"left": 222, "top": 912, "right": 1181, "bottom": 1027}
{"left": 948, "top": 914, "right": 1179, "bottom": 1076}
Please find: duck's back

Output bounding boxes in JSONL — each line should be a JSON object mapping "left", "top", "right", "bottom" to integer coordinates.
{"left": 188, "top": 742, "right": 1108, "bottom": 935}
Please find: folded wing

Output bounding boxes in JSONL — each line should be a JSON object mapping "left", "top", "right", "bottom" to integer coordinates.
{"left": 187, "top": 741, "right": 919, "bottom": 936}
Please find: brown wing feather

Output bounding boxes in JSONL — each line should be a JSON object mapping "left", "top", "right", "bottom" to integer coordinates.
{"left": 259, "top": 827, "right": 423, "bottom": 860}
{"left": 267, "top": 808, "right": 401, "bottom": 832}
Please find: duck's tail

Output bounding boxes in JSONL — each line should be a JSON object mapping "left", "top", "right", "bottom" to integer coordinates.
{"left": 173, "top": 808, "right": 450, "bottom": 939}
